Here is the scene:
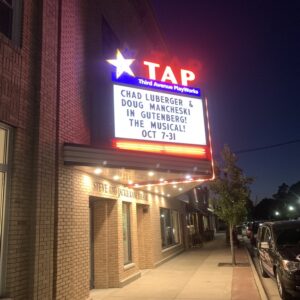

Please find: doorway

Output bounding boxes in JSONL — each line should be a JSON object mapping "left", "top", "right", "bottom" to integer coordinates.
{"left": 89, "top": 197, "right": 118, "bottom": 289}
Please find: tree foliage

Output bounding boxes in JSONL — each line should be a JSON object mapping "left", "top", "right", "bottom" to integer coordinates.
{"left": 209, "top": 145, "right": 253, "bottom": 265}
{"left": 254, "top": 181, "right": 300, "bottom": 220}
{"left": 210, "top": 145, "right": 253, "bottom": 225}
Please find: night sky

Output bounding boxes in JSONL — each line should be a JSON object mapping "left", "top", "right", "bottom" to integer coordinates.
{"left": 150, "top": 1, "right": 300, "bottom": 201}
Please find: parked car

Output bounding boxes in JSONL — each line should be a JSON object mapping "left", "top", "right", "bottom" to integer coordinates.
{"left": 246, "top": 221, "right": 263, "bottom": 246}
{"left": 257, "top": 220, "right": 300, "bottom": 299}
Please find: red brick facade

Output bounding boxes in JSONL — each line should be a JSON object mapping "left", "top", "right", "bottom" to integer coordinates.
{"left": 1, "top": 1, "right": 58, "bottom": 299}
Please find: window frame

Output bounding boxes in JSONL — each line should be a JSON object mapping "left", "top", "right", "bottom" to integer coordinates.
{"left": 160, "top": 207, "right": 181, "bottom": 249}
{"left": 122, "top": 202, "right": 132, "bottom": 265}
{"left": 0, "top": 0, "right": 23, "bottom": 47}
{"left": 0, "top": 123, "right": 13, "bottom": 295}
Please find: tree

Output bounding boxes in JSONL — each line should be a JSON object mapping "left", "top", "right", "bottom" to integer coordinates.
{"left": 210, "top": 145, "right": 253, "bottom": 265}
{"left": 253, "top": 198, "right": 279, "bottom": 220}
{"left": 273, "top": 183, "right": 289, "bottom": 201}
{"left": 271, "top": 182, "right": 300, "bottom": 219}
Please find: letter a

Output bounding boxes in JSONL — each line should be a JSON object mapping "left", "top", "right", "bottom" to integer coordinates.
{"left": 161, "top": 66, "right": 178, "bottom": 84}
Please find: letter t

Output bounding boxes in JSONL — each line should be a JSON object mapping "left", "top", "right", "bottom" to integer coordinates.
{"left": 143, "top": 61, "right": 160, "bottom": 80}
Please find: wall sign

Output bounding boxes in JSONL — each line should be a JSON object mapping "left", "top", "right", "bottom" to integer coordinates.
{"left": 107, "top": 49, "right": 196, "bottom": 87}
{"left": 93, "top": 181, "right": 147, "bottom": 201}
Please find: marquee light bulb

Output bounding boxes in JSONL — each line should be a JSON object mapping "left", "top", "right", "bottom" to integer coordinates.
{"left": 94, "top": 168, "right": 102, "bottom": 175}
{"left": 113, "top": 175, "right": 120, "bottom": 181}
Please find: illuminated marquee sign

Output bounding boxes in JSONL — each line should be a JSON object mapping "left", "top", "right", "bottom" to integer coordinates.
{"left": 113, "top": 86, "right": 206, "bottom": 145}
{"left": 107, "top": 49, "right": 196, "bottom": 87}
{"left": 107, "top": 49, "right": 211, "bottom": 159}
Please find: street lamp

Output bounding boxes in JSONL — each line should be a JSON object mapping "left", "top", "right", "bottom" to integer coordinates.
{"left": 275, "top": 211, "right": 280, "bottom": 216}
{"left": 288, "top": 206, "right": 295, "bottom": 211}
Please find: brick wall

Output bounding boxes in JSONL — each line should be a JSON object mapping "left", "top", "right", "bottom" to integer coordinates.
{"left": 58, "top": 0, "right": 91, "bottom": 146}
{"left": 55, "top": 168, "right": 90, "bottom": 300}
{"left": 92, "top": 199, "right": 119, "bottom": 288}
{"left": 29, "top": 1, "right": 59, "bottom": 299}
{"left": 0, "top": 0, "right": 59, "bottom": 299}
{"left": 0, "top": 6, "right": 35, "bottom": 297}
{"left": 137, "top": 204, "right": 153, "bottom": 269}
{"left": 54, "top": 0, "right": 92, "bottom": 297}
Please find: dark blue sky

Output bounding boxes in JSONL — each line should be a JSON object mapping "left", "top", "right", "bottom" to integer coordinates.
{"left": 150, "top": 1, "right": 300, "bottom": 201}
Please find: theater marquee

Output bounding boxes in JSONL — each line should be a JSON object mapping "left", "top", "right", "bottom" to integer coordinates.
{"left": 107, "top": 49, "right": 212, "bottom": 161}
{"left": 63, "top": 49, "right": 214, "bottom": 197}
{"left": 113, "top": 85, "right": 206, "bottom": 146}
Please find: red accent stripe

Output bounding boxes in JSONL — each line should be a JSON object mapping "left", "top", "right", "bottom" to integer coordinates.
{"left": 113, "top": 139, "right": 209, "bottom": 159}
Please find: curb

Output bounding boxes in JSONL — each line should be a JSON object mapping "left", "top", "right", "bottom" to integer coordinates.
{"left": 245, "top": 247, "right": 268, "bottom": 300}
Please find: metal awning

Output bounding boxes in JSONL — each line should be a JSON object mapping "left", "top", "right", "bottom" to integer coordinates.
{"left": 64, "top": 143, "right": 214, "bottom": 198}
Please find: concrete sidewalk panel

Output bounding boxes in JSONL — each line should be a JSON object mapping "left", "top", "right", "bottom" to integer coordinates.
{"left": 231, "top": 267, "right": 261, "bottom": 300}
{"left": 90, "top": 233, "right": 262, "bottom": 300}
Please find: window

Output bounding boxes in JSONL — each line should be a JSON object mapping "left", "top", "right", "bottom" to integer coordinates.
{"left": 122, "top": 202, "right": 132, "bottom": 265}
{"left": 0, "top": 123, "right": 12, "bottom": 294}
{"left": 262, "top": 228, "right": 272, "bottom": 245}
{"left": 160, "top": 208, "right": 180, "bottom": 248}
{"left": 0, "top": 0, "right": 22, "bottom": 46}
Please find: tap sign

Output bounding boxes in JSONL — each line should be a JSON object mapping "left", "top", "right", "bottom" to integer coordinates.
{"left": 107, "top": 49, "right": 212, "bottom": 160}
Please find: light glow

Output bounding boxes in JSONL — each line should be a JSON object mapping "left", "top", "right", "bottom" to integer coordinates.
{"left": 205, "top": 97, "right": 215, "bottom": 180}
{"left": 94, "top": 168, "right": 102, "bottom": 175}
{"left": 143, "top": 61, "right": 195, "bottom": 86}
{"left": 113, "top": 139, "right": 207, "bottom": 158}
{"left": 107, "top": 49, "right": 135, "bottom": 78}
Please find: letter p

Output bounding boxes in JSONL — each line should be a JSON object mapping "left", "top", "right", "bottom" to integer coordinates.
{"left": 181, "top": 69, "right": 195, "bottom": 86}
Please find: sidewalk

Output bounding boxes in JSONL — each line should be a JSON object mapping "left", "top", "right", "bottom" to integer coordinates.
{"left": 90, "top": 233, "right": 262, "bottom": 300}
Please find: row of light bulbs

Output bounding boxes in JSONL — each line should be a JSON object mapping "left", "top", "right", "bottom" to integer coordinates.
{"left": 93, "top": 167, "right": 191, "bottom": 196}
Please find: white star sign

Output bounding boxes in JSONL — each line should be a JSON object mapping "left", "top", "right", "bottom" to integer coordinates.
{"left": 107, "top": 49, "right": 135, "bottom": 78}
